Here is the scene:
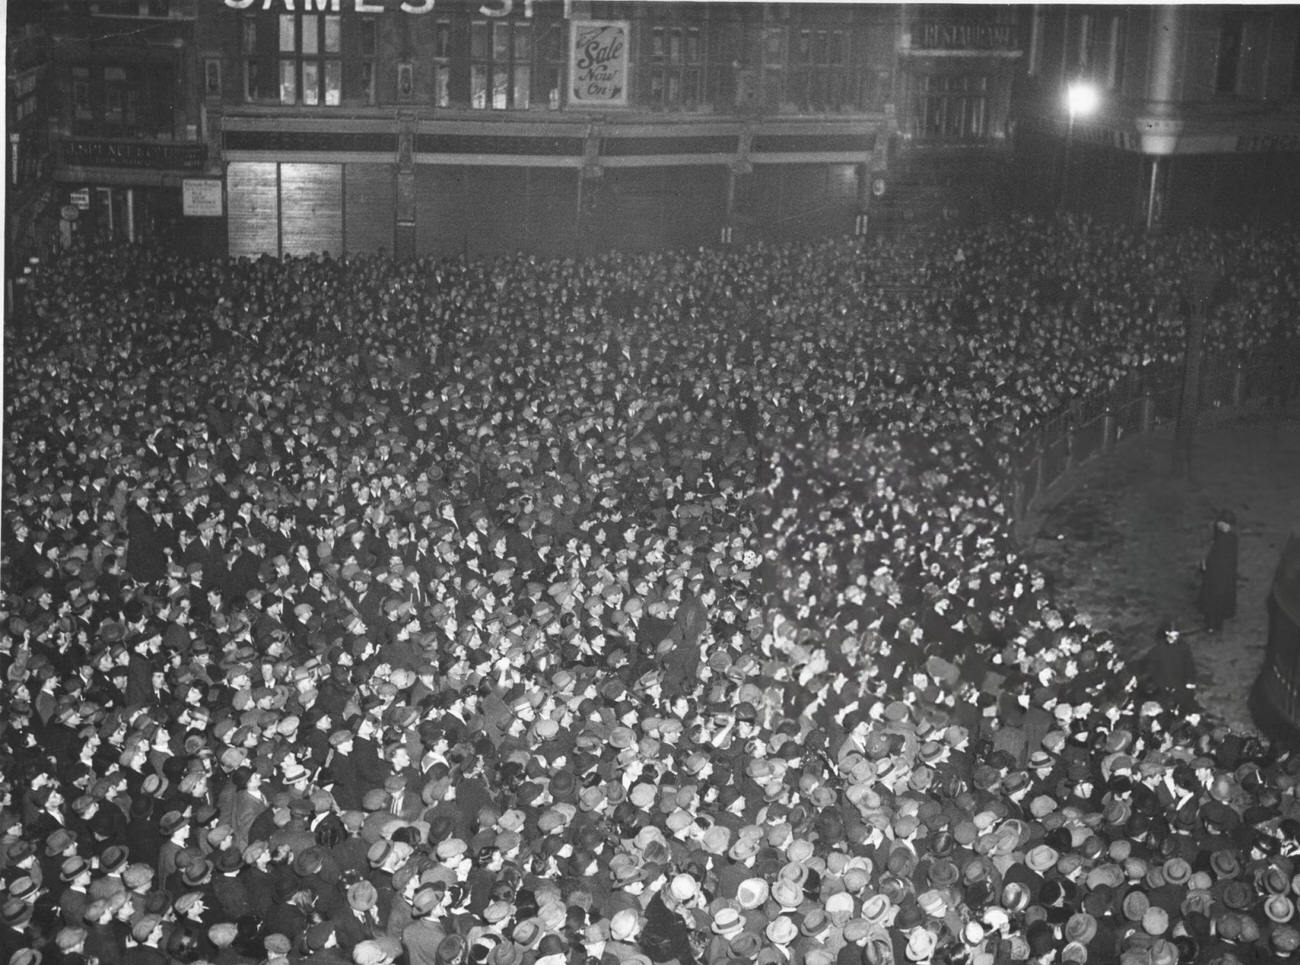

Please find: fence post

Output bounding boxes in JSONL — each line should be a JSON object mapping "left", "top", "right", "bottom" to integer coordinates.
{"left": 1140, "top": 394, "right": 1156, "bottom": 433}
{"left": 1232, "top": 364, "right": 1246, "bottom": 407}
{"left": 1102, "top": 407, "right": 1117, "bottom": 453}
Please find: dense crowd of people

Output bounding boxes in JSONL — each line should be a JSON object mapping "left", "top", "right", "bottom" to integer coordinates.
{"left": 3, "top": 214, "right": 1299, "bottom": 965}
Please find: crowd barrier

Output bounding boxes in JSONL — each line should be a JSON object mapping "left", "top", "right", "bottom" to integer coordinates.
{"left": 1008, "top": 349, "right": 1277, "bottom": 523}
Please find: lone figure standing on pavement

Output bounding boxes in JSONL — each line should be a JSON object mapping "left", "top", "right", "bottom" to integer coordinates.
{"left": 1198, "top": 509, "right": 1239, "bottom": 633}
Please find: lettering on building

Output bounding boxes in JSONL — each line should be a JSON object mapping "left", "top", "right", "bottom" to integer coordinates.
{"left": 220, "top": 0, "right": 566, "bottom": 15}
{"left": 62, "top": 138, "right": 207, "bottom": 171}
{"left": 1237, "top": 133, "right": 1300, "bottom": 153}
{"left": 916, "top": 21, "right": 1016, "bottom": 51}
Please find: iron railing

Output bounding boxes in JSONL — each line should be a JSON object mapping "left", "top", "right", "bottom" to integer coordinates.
{"left": 1009, "top": 351, "right": 1276, "bottom": 521}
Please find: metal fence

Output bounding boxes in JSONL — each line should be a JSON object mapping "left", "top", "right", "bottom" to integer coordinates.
{"left": 1009, "top": 350, "right": 1276, "bottom": 522}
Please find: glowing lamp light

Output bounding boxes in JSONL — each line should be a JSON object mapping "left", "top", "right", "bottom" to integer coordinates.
{"left": 1065, "top": 82, "right": 1100, "bottom": 120}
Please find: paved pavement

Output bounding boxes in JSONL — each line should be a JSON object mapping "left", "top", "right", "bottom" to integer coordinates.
{"left": 1021, "top": 409, "right": 1300, "bottom": 735}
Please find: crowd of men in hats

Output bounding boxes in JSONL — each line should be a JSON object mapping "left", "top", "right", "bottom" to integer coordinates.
{"left": 2, "top": 213, "right": 1300, "bottom": 965}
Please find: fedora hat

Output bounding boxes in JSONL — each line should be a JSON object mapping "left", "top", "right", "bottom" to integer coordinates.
{"left": 1026, "top": 844, "right": 1059, "bottom": 874}
{"left": 711, "top": 907, "right": 743, "bottom": 935}
{"left": 1268, "top": 894, "right": 1297, "bottom": 924}
{"left": 765, "top": 916, "right": 797, "bottom": 946}
{"left": 1065, "top": 912, "right": 1097, "bottom": 946}
{"left": 736, "top": 878, "right": 769, "bottom": 910}
{"left": 610, "top": 909, "right": 640, "bottom": 942}
{"left": 1121, "top": 890, "right": 1149, "bottom": 922}
{"left": 771, "top": 879, "right": 802, "bottom": 910}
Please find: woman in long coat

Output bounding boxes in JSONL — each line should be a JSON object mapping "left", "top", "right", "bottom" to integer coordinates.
{"left": 1198, "top": 510, "right": 1239, "bottom": 632}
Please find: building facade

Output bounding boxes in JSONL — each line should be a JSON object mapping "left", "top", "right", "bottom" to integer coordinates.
{"left": 33, "top": 1, "right": 212, "bottom": 255}
{"left": 20, "top": 5, "right": 1300, "bottom": 262}
{"left": 1014, "top": 5, "right": 1300, "bottom": 227}
{"left": 205, "top": 0, "right": 902, "bottom": 260}
{"left": 6, "top": 15, "right": 57, "bottom": 275}
{"left": 25, "top": 1, "right": 1028, "bottom": 261}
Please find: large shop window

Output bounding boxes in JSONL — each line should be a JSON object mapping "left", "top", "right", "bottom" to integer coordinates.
{"left": 279, "top": 13, "right": 342, "bottom": 105}
{"left": 471, "top": 20, "right": 531, "bottom": 110}
{"left": 915, "top": 74, "right": 988, "bottom": 140}
{"left": 648, "top": 25, "right": 703, "bottom": 109}
{"left": 790, "top": 28, "right": 848, "bottom": 112}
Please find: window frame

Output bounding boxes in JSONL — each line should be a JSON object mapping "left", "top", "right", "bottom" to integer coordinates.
{"left": 241, "top": 17, "right": 260, "bottom": 102}
{"left": 204, "top": 57, "right": 222, "bottom": 98}
{"left": 790, "top": 26, "right": 850, "bottom": 112}
{"left": 760, "top": 25, "right": 788, "bottom": 112}
{"left": 470, "top": 18, "right": 533, "bottom": 111}
{"left": 72, "top": 66, "right": 93, "bottom": 121}
{"left": 432, "top": 19, "right": 452, "bottom": 107}
{"left": 647, "top": 23, "right": 704, "bottom": 110}
{"left": 914, "top": 73, "right": 989, "bottom": 141}
{"left": 267, "top": 12, "right": 345, "bottom": 106}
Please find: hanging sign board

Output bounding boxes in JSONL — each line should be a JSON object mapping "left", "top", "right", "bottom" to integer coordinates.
{"left": 183, "top": 179, "right": 224, "bottom": 217}
{"left": 570, "top": 21, "right": 629, "bottom": 108}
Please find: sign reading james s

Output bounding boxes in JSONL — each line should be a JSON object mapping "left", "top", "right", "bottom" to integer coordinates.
{"left": 222, "top": 0, "right": 562, "bottom": 15}
{"left": 225, "top": 0, "right": 440, "bottom": 11}
{"left": 570, "top": 21, "right": 629, "bottom": 107}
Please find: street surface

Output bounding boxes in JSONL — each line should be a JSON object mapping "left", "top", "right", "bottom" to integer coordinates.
{"left": 1025, "top": 410, "right": 1300, "bottom": 735}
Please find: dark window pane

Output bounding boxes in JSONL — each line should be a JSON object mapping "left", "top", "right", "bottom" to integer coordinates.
{"left": 471, "top": 22, "right": 490, "bottom": 60}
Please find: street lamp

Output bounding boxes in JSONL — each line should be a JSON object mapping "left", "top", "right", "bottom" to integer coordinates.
{"left": 1060, "top": 81, "right": 1099, "bottom": 209}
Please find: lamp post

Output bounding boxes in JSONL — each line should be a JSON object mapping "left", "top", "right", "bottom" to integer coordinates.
{"left": 1060, "top": 81, "right": 1099, "bottom": 210}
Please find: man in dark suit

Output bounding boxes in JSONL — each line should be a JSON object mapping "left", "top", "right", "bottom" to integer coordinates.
{"left": 326, "top": 728, "right": 388, "bottom": 812}
{"left": 125, "top": 493, "right": 167, "bottom": 584}
{"left": 1142, "top": 621, "right": 1197, "bottom": 711}
{"left": 1197, "top": 510, "right": 1239, "bottom": 633}
{"left": 182, "top": 513, "right": 227, "bottom": 592}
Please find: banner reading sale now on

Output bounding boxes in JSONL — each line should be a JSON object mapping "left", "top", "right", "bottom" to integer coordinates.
{"left": 570, "top": 21, "right": 629, "bottom": 108}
